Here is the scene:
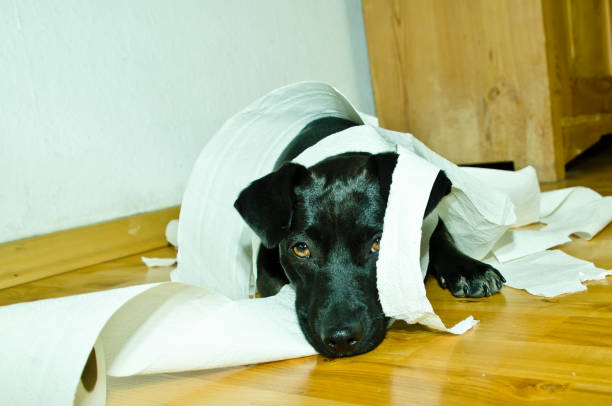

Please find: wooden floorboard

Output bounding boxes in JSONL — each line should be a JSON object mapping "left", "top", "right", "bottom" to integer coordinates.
{"left": 0, "top": 246, "right": 176, "bottom": 306}
{"left": 0, "top": 206, "right": 179, "bottom": 290}
{"left": 1, "top": 138, "right": 611, "bottom": 405}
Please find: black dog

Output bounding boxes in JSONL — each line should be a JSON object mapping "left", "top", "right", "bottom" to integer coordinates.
{"left": 234, "top": 117, "right": 505, "bottom": 358}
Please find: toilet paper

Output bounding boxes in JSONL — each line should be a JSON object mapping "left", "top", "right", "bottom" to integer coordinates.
{"left": 485, "top": 250, "right": 612, "bottom": 297}
{"left": 73, "top": 338, "right": 106, "bottom": 406}
{"left": 491, "top": 187, "right": 612, "bottom": 263}
{"left": 1, "top": 82, "right": 611, "bottom": 406}
{"left": 165, "top": 219, "right": 179, "bottom": 248}
{"left": 0, "top": 282, "right": 316, "bottom": 406}
{"left": 0, "top": 283, "right": 157, "bottom": 406}
{"left": 141, "top": 256, "right": 177, "bottom": 268}
{"left": 173, "top": 82, "right": 518, "bottom": 301}
{"left": 376, "top": 146, "right": 478, "bottom": 333}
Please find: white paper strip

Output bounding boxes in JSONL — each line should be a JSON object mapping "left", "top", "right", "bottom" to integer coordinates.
{"left": 462, "top": 166, "right": 541, "bottom": 227}
{"left": 493, "top": 187, "right": 612, "bottom": 263}
{"left": 141, "top": 256, "right": 177, "bottom": 268}
{"left": 377, "top": 145, "right": 478, "bottom": 333}
{"left": 540, "top": 187, "right": 612, "bottom": 239}
{"left": 485, "top": 250, "right": 612, "bottom": 297}
{"left": 101, "top": 284, "right": 313, "bottom": 376}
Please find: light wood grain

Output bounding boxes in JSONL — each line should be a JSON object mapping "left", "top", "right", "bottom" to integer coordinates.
{"left": 566, "top": 0, "right": 611, "bottom": 77}
{"left": 570, "top": 76, "right": 612, "bottom": 115}
{"left": 557, "top": 1, "right": 612, "bottom": 117}
{"left": 363, "top": 0, "right": 563, "bottom": 181}
{"left": 542, "top": 134, "right": 612, "bottom": 195}
{"left": 0, "top": 246, "right": 176, "bottom": 306}
{"left": 543, "top": 0, "right": 573, "bottom": 118}
{"left": 561, "top": 113, "right": 612, "bottom": 161}
{"left": 0, "top": 136, "right": 611, "bottom": 405}
{"left": 541, "top": 0, "right": 572, "bottom": 181}
{"left": 363, "top": 0, "right": 612, "bottom": 182}
{"left": 0, "top": 207, "right": 179, "bottom": 290}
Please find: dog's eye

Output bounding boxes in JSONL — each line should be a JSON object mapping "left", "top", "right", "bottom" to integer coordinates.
{"left": 292, "top": 242, "right": 311, "bottom": 258}
{"left": 371, "top": 238, "right": 381, "bottom": 253}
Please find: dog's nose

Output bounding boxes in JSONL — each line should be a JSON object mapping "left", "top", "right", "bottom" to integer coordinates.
{"left": 321, "top": 322, "right": 363, "bottom": 356}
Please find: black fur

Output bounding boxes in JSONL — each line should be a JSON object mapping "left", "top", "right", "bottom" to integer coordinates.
{"left": 234, "top": 163, "right": 308, "bottom": 248}
{"left": 234, "top": 117, "right": 505, "bottom": 357}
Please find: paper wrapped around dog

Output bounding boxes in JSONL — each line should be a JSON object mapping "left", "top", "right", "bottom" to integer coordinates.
{"left": 1, "top": 82, "right": 611, "bottom": 406}
{"left": 174, "top": 82, "right": 517, "bottom": 299}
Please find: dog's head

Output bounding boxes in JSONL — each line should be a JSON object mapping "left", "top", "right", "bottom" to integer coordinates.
{"left": 234, "top": 152, "right": 449, "bottom": 357}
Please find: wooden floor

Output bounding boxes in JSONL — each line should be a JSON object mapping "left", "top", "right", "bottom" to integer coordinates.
{"left": 1, "top": 137, "right": 611, "bottom": 405}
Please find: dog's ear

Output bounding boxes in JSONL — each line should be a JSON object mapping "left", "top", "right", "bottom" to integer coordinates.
{"left": 368, "top": 152, "right": 452, "bottom": 218}
{"left": 234, "top": 163, "right": 308, "bottom": 248}
{"left": 368, "top": 152, "right": 398, "bottom": 205}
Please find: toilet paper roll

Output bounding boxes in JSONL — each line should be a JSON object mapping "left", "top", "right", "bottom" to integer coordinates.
{"left": 73, "top": 339, "right": 106, "bottom": 406}
{"left": 0, "top": 282, "right": 316, "bottom": 406}
{"left": 165, "top": 219, "right": 179, "bottom": 248}
{"left": 0, "top": 283, "right": 161, "bottom": 406}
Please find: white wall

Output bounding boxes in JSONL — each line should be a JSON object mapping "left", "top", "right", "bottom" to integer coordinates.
{"left": 0, "top": 0, "right": 375, "bottom": 243}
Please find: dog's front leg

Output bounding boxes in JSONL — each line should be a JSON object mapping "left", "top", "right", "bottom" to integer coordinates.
{"left": 427, "top": 219, "right": 505, "bottom": 297}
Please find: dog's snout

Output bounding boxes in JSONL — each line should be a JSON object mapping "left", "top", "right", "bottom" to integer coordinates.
{"left": 321, "top": 322, "right": 363, "bottom": 356}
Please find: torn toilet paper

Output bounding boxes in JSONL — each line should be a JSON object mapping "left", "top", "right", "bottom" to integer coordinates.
{"left": 485, "top": 250, "right": 612, "bottom": 297}
{"left": 1, "top": 82, "right": 610, "bottom": 406}
{"left": 376, "top": 145, "right": 478, "bottom": 333}
{"left": 141, "top": 256, "right": 177, "bottom": 268}
{"left": 492, "top": 187, "right": 612, "bottom": 263}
